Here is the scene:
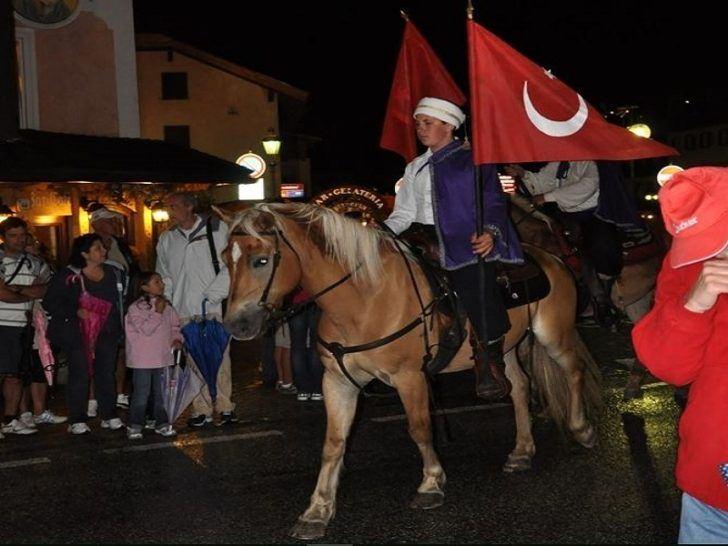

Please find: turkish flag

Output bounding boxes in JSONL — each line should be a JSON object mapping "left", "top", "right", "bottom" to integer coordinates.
{"left": 380, "top": 20, "right": 467, "bottom": 162}
{"left": 467, "top": 20, "right": 677, "bottom": 164}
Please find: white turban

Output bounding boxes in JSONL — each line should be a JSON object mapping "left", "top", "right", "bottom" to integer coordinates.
{"left": 413, "top": 97, "right": 466, "bottom": 129}
{"left": 90, "top": 208, "right": 122, "bottom": 223}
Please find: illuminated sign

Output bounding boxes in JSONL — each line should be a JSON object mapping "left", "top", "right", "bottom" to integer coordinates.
{"left": 280, "top": 183, "right": 305, "bottom": 199}
{"left": 238, "top": 179, "right": 265, "bottom": 201}
{"left": 235, "top": 152, "right": 267, "bottom": 179}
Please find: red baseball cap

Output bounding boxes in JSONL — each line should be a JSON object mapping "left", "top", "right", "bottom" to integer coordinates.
{"left": 659, "top": 167, "right": 728, "bottom": 268}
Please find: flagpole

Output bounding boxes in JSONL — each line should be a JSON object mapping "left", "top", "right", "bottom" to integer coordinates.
{"left": 467, "top": 0, "right": 492, "bottom": 361}
{"left": 400, "top": 9, "right": 409, "bottom": 21}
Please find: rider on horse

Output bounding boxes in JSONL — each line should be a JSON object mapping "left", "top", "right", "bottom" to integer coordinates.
{"left": 506, "top": 160, "right": 646, "bottom": 324}
{"left": 385, "top": 97, "right": 523, "bottom": 401}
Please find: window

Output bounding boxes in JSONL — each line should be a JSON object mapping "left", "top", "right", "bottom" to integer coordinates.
{"left": 161, "top": 72, "right": 188, "bottom": 100}
{"left": 164, "top": 125, "right": 190, "bottom": 148}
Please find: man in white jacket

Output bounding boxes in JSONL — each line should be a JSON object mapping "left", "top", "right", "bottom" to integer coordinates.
{"left": 156, "top": 192, "right": 236, "bottom": 427}
{"left": 505, "top": 160, "right": 623, "bottom": 324}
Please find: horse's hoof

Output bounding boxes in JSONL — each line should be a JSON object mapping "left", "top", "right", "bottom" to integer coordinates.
{"left": 409, "top": 491, "right": 445, "bottom": 510}
{"left": 574, "top": 424, "right": 598, "bottom": 449}
{"left": 290, "top": 519, "right": 327, "bottom": 541}
{"left": 502, "top": 454, "right": 532, "bottom": 473}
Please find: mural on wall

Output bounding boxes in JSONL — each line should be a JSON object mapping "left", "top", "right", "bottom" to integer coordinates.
{"left": 13, "top": 0, "right": 79, "bottom": 26}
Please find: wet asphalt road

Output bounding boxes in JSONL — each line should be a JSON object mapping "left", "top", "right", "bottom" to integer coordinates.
{"left": 0, "top": 321, "right": 682, "bottom": 544}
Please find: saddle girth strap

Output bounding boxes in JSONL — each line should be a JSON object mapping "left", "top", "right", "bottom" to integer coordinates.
{"left": 318, "top": 313, "right": 426, "bottom": 395}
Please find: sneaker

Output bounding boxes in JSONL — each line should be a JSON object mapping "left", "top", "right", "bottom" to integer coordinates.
{"left": 101, "top": 418, "right": 124, "bottom": 430}
{"left": 1, "top": 419, "right": 38, "bottom": 435}
{"left": 19, "top": 412, "right": 37, "bottom": 429}
{"left": 116, "top": 393, "right": 130, "bottom": 410}
{"left": 310, "top": 393, "right": 324, "bottom": 402}
{"left": 68, "top": 422, "right": 91, "bottom": 435}
{"left": 126, "top": 427, "right": 143, "bottom": 440}
{"left": 297, "top": 392, "right": 311, "bottom": 401}
{"left": 144, "top": 419, "right": 156, "bottom": 430}
{"left": 155, "top": 424, "right": 177, "bottom": 437}
{"left": 217, "top": 412, "right": 239, "bottom": 426}
{"left": 33, "top": 410, "right": 68, "bottom": 425}
{"left": 87, "top": 399, "right": 98, "bottom": 418}
{"left": 188, "top": 414, "right": 212, "bottom": 428}
{"left": 277, "top": 382, "right": 298, "bottom": 395}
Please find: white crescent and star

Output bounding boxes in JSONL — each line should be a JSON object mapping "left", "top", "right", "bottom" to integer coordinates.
{"left": 522, "top": 69, "right": 589, "bottom": 137}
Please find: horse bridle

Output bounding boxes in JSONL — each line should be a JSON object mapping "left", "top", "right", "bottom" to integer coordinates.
{"left": 231, "top": 227, "right": 355, "bottom": 327}
{"left": 230, "top": 226, "right": 445, "bottom": 396}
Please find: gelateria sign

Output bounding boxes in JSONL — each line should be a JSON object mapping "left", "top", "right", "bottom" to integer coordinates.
{"left": 313, "top": 186, "right": 385, "bottom": 217}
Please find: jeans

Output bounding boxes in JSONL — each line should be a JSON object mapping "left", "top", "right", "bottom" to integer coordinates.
{"left": 66, "top": 331, "right": 119, "bottom": 424}
{"left": 129, "top": 368, "right": 168, "bottom": 430}
{"left": 290, "top": 306, "right": 323, "bottom": 394}
{"left": 679, "top": 493, "right": 728, "bottom": 544}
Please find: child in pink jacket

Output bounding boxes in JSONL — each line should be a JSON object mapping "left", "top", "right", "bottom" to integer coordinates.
{"left": 125, "top": 272, "right": 183, "bottom": 439}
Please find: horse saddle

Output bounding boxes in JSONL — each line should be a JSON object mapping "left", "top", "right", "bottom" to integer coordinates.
{"left": 398, "top": 224, "right": 551, "bottom": 376}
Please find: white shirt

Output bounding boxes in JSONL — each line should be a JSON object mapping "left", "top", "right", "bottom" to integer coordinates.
{"left": 385, "top": 149, "right": 435, "bottom": 234}
{"left": 522, "top": 161, "right": 600, "bottom": 213}
{"left": 0, "top": 251, "right": 51, "bottom": 327}
{"left": 155, "top": 215, "right": 230, "bottom": 320}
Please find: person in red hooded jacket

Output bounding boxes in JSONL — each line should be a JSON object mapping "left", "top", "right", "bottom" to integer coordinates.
{"left": 632, "top": 167, "right": 728, "bottom": 543}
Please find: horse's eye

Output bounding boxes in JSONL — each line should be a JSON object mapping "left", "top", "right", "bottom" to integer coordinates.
{"left": 252, "top": 256, "right": 270, "bottom": 268}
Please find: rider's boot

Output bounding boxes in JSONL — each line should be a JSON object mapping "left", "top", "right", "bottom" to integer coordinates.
{"left": 473, "top": 336, "right": 511, "bottom": 401}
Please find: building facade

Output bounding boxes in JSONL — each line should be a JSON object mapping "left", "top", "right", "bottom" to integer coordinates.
{"left": 136, "top": 34, "right": 310, "bottom": 202}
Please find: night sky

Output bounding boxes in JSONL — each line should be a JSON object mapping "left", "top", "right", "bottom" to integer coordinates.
{"left": 133, "top": 1, "right": 727, "bottom": 193}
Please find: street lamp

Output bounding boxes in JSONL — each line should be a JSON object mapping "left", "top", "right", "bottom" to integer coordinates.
{"left": 262, "top": 129, "right": 282, "bottom": 199}
{"left": 627, "top": 123, "right": 652, "bottom": 139}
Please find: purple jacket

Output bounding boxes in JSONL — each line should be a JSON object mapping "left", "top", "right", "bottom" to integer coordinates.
{"left": 429, "top": 141, "right": 524, "bottom": 270}
{"left": 124, "top": 297, "right": 183, "bottom": 369}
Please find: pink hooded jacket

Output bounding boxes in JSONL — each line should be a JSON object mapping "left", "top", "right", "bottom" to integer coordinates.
{"left": 125, "top": 297, "right": 183, "bottom": 369}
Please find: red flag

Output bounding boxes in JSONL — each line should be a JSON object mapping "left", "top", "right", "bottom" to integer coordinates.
{"left": 381, "top": 20, "right": 467, "bottom": 162}
{"left": 467, "top": 20, "right": 677, "bottom": 164}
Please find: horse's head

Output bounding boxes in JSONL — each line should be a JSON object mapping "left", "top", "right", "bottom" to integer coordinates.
{"left": 216, "top": 205, "right": 303, "bottom": 340}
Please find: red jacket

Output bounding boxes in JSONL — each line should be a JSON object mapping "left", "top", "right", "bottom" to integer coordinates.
{"left": 632, "top": 254, "right": 728, "bottom": 511}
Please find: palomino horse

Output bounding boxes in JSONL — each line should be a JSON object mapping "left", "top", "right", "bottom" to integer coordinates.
{"left": 217, "top": 203, "right": 601, "bottom": 540}
{"left": 509, "top": 193, "right": 663, "bottom": 398}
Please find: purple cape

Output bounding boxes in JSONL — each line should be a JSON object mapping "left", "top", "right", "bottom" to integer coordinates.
{"left": 428, "top": 141, "right": 524, "bottom": 270}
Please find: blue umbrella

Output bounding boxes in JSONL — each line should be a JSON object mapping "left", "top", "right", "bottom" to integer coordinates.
{"left": 161, "top": 350, "right": 204, "bottom": 424}
{"left": 181, "top": 301, "right": 231, "bottom": 400}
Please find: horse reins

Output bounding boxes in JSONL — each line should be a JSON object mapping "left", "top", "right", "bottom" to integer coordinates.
{"left": 237, "top": 226, "right": 445, "bottom": 398}
{"left": 244, "top": 228, "right": 357, "bottom": 326}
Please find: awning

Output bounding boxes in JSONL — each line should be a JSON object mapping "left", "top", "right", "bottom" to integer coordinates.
{"left": 0, "top": 129, "right": 253, "bottom": 183}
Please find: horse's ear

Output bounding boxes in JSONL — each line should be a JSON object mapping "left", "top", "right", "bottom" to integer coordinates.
{"left": 212, "top": 205, "right": 234, "bottom": 224}
{"left": 255, "top": 210, "right": 276, "bottom": 231}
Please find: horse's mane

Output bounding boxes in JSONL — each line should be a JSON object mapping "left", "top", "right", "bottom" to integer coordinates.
{"left": 229, "top": 203, "right": 401, "bottom": 283}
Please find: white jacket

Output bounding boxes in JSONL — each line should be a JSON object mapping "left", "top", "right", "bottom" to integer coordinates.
{"left": 522, "top": 160, "right": 599, "bottom": 213}
{"left": 155, "top": 215, "right": 230, "bottom": 320}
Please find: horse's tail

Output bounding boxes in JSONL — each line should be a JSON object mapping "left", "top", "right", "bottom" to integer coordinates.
{"left": 524, "top": 332, "right": 602, "bottom": 430}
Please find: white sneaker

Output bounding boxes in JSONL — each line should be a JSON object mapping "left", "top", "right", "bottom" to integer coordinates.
{"left": 155, "top": 424, "right": 177, "bottom": 437}
{"left": 101, "top": 418, "right": 124, "bottom": 430}
{"left": 34, "top": 410, "right": 68, "bottom": 425}
{"left": 1, "top": 418, "right": 38, "bottom": 435}
{"left": 87, "top": 399, "right": 98, "bottom": 418}
{"left": 126, "top": 427, "right": 143, "bottom": 440}
{"left": 68, "top": 422, "right": 91, "bottom": 435}
{"left": 116, "top": 393, "right": 130, "bottom": 409}
{"left": 19, "top": 412, "right": 37, "bottom": 429}
{"left": 310, "top": 393, "right": 324, "bottom": 402}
